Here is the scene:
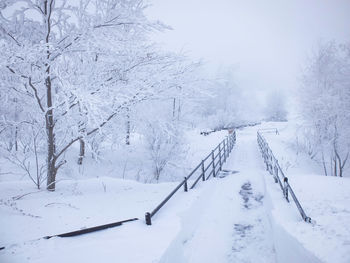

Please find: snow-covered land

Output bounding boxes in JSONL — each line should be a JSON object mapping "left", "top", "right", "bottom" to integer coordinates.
{"left": 1, "top": 123, "right": 349, "bottom": 263}
{"left": 1, "top": 1, "right": 349, "bottom": 262}
{"left": 260, "top": 122, "right": 350, "bottom": 263}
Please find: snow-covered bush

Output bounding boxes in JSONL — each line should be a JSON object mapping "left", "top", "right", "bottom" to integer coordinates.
{"left": 144, "top": 120, "right": 187, "bottom": 182}
{"left": 0, "top": 122, "right": 46, "bottom": 188}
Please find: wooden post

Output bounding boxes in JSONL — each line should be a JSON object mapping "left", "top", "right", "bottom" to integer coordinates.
{"left": 228, "top": 136, "right": 231, "bottom": 152}
{"left": 212, "top": 150, "right": 216, "bottom": 177}
{"left": 274, "top": 166, "right": 278, "bottom": 183}
{"left": 223, "top": 139, "right": 227, "bottom": 162}
{"left": 269, "top": 164, "right": 273, "bottom": 175}
{"left": 184, "top": 177, "right": 188, "bottom": 192}
{"left": 145, "top": 212, "right": 152, "bottom": 225}
{"left": 226, "top": 136, "right": 229, "bottom": 155}
{"left": 201, "top": 160, "right": 205, "bottom": 181}
{"left": 283, "top": 177, "right": 289, "bottom": 202}
{"left": 219, "top": 144, "right": 222, "bottom": 170}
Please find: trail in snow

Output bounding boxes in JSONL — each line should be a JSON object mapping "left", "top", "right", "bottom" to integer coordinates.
{"left": 160, "top": 128, "right": 276, "bottom": 263}
{"left": 227, "top": 128, "right": 275, "bottom": 263}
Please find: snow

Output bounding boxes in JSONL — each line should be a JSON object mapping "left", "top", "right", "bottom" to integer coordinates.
{"left": 1, "top": 123, "right": 350, "bottom": 262}
{"left": 0, "top": 130, "right": 228, "bottom": 262}
{"left": 258, "top": 121, "right": 350, "bottom": 263}
{"left": 160, "top": 127, "right": 275, "bottom": 263}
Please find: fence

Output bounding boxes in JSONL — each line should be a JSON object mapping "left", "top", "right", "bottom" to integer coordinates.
{"left": 145, "top": 131, "right": 237, "bottom": 225}
{"left": 257, "top": 130, "right": 312, "bottom": 223}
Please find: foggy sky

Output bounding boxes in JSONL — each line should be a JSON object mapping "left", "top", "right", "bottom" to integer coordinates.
{"left": 147, "top": 0, "right": 350, "bottom": 97}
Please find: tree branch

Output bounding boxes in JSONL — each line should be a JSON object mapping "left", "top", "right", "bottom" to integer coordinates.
{"left": 28, "top": 77, "right": 45, "bottom": 112}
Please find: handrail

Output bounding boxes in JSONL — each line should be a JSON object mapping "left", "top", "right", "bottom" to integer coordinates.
{"left": 257, "top": 128, "right": 279, "bottom": 134}
{"left": 186, "top": 162, "right": 202, "bottom": 180}
{"left": 145, "top": 131, "right": 236, "bottom": 225}
{"left": 257, "top": 131, "right": 312, "bottom": 223}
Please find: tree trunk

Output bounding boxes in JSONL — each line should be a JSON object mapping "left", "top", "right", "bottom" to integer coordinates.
{"left": 338, "top": 157, "right": 342, "bottom": 177}
{"left": 78, "top": 139, "right": 85, "bottom": 165}
{"left": 330, "top": 155, "right": 334, "bottom": 176}
{"left": 46, "top": 76, "right": 56, "bottom": 191}
{"left": 45, "top": 0, "right": 57, "bottom": 191}
{"left": 14, "top": 98, "right": 18, "bottom": 151}
{"left": 14, "top": 126, "right": 18, "bottom": 151}
{"left": 126, "top": 109, "right": 130, "bottom": 145}
{"left": 321, "top": 151, "right": 328, "bottom": 176}
{"left": 172, "top": 98, "right": 176, "bottom": 119}
{"left": 336, "top": 150, "right": 349, "bottom": 178}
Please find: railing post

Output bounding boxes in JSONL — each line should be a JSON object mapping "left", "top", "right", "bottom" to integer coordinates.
{"left": 223, "top": 139, "right": 227, "bottom": 162}
{"left": 219, "top": 143, "right": 222, "bottom": 170}
{"left": 184, "top": 177, "right": 188, "bottom": 192}
{"left": 228, "top": 135, "right": 232, "bottom": 152}
{"left": 145, "top": 212, "right": 152, "bottom": 225}
{"left": 283, "top": 177, "right": 289, "bottom": 202}
{"left": 227, "top": 136, "right": 230, "bottom": 154}
{"left": 212, "top": 150, "right": 216, "bottom": 177}
{"left": 274, "top": 165, "right": 278, "bottom": 183}
{"left": 269, "top": 164, "right": 273, "bottom": 175}
{"left": 201, "top": 160, "right": 205, "bottom": 181}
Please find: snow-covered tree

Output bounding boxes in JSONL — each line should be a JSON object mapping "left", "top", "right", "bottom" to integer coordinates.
{"left": 201, "top": 67, "right": 262, "bottom": 130}
{"left": 0, "top": 0, "right": 200, "bottom": 190}
{"left": 263, "top": 89, "right": 287, "bottom": 122}
{"left": 298, "top": 41, "right": 350, "bottom": 177}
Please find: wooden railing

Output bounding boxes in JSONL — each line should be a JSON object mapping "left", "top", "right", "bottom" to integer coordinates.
{"left": 145, "top": 131, "right": 236, "bottom": 225}
{"left": 257, "top": 131, "right": 312, "bottom": 223}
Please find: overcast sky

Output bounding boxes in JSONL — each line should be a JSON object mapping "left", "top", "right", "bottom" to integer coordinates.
{"left": 146, "top": 0, "right": 350, "bottom": 97}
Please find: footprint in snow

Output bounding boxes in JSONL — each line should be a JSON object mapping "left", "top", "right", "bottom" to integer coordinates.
{"left": 239, "top": 181, "right": 264, "bottom": 209}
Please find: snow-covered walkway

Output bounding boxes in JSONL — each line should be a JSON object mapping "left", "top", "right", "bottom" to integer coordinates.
{"left": 160, "top": 127, "right": 276, "bottom": 263}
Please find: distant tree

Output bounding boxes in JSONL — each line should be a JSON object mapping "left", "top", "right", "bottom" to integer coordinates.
{"left": 202, "top": 67, "right": 262, "bottom": 130}
{"left": 264, "top": 90, "right": 288, "bottom": 122}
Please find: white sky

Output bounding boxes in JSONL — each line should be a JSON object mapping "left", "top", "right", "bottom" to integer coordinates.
{"left": 146, "top": 0, "right": 350, "bottom": 96}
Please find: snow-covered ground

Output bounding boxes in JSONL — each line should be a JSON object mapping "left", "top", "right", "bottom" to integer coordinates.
{"left": 259, "top": 122, "right": 350, "bottom": 263}
{"left": 1, "top": 122, "right": 350, "bottom": 262}
{"left": 160, "top": 126, "right": 275, "bottom": 263}
{"left": 0, "top": 130, "right": 228, "bottom": 262}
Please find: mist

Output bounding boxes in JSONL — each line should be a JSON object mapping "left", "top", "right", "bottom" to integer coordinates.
{"left": 146, "top": 0, "right": 350, "bottom": 113}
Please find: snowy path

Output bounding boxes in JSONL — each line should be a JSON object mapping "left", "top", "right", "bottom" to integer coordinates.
{"left": 160, "top": 128, "right": 276, "bottom": 263}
